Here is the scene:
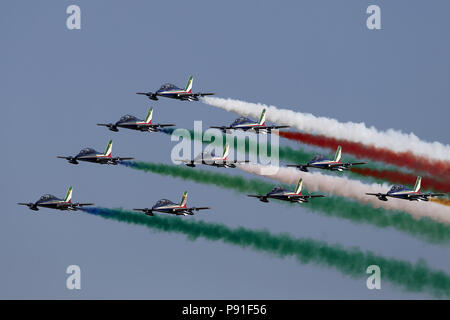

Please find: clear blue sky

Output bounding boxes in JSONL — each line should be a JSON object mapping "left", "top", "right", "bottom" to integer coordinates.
{"left": 1, "top": 0, "right": 449, "bottom": 299}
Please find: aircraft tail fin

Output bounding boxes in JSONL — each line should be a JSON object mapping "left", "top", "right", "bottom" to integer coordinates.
{"left": 184, "top": 75, "right": 193, "bottom": 93}
{"left": 180, "top": 191, "right": 188, "bottom": 208}
{"left": 145, "top": 108, "right": 153, "bottom": 124}
{"left": 414, "top": 176, "right": 422, "bottom": 192}
{"left": 64, "top": 186, "right": 73, "bottom": 203}
{"left": 222, "top": 143, "right": 230, "bottom": 160}
{"left": 295, "top": 178, "right": 303, "bottom": 195}
{"left": 104, "top": 140, "right": 113, "bottom": 157}
{"left": 334, "top": 145, "right": 342, "bottom": 163}
{"left": 258, "top": 109, "right": 266, "bottom": 126}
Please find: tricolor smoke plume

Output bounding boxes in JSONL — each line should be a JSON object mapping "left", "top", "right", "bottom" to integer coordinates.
{"left": 162, "top": 127, "right": 449, "bottom": 192}
{"left": 201, "top": 97, "right": 450, "bottom": 163}
{"left": 81, "top": 207, "right": 450, "bottom": 297}
{"left": 350, "top": 168, "right": 450, "bottom": 193}
{"left": 238, "top": 164, "right": 450, "bottom": 225}
{"left": 279, "top": 131, "right": 450, "bottom": 178}
{"left": 120, "top": 161, "right": 450, "bottom": 243}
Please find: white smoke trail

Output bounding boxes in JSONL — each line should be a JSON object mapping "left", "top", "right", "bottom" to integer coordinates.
{"left": 238, "top": 163, "right": 450, "bottom": 224}
{"left": 202, "top": 97, "right": 450, "bottom": 162}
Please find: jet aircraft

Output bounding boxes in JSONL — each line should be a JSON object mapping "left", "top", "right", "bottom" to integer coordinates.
{"left": 18, "top": 186, "right": 93, "bottom": 211}
{"left": 97, "top": 108, "right": 175, "bottom": 132}
{"left": 57, "top": 140, "right": 134, "bottom": 165}
{"left": 133, "top": 191, "right": 210, "bottom": 216}
{"left": 247, "top": 178, "right": 325, "bottom": 203}
{"left": 366, "top": 176, "right": 445, "bottom": 201}
{"left": 210, "top": 109, "right": 289, "bottom": 134}
{"left": 136, "top": 76, "right": 214, "bottom": 101}
{"left": 177, "top": 144, "right": 248, "bottom": 168}
{"left": 287, "top": 146, "right": 366, "bottom": 172}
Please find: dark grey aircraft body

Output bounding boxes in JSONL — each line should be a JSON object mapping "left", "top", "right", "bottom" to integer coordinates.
{"left": 136, "top": 76, "right": 214, "bottom": 101}
{"left": 57, "top": 140, "right": 133, "bottom": 165}
{"left": 97, "top": 108, "right": 175, "bottom": 132}
{"left": 248, "top": 179, "right": 325, "bottom": 203}
{"left": 133, "top": 191, "right": 210, "bottom": 216}
{"left": 18, "top": 187, "right": 93, "bottom": 211}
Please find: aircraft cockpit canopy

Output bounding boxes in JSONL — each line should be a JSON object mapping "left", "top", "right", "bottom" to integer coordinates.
{"left": 39, "top": 194, "right": 57, "bottom": 201}
{"left": 78, "top": 148, "right": 97, "bottom": 156}
{"left": 119, "top": 115, "right": 138, "bottom": 122}
{"left": 154, "top": 199, "right": 175, "bottom": 207}
{"left": 232, "top": 117, "right": 251, "bottom": 125}
{"left": 159, "top": 83, "right": 179, "bottom": 91}
{"left": 389, "top": 185, "right": 406, "bottom": 193}
{"left": 311, "top": 155, "right": 327, "bottom": 162}
{"left": 270, "top": 186, "right": 287, "bottom": 194}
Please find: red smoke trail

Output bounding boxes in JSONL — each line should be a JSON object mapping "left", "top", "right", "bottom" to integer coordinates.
{"left": 350, "top": 167, "right": 450, "bottom": 193}
{"left": 431, "top": 198, "right": 450, "bottom": 207}
{"left": 279, "top": 131, "right": 450, "bottom": 178}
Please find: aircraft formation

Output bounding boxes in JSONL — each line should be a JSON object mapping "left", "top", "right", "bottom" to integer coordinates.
{"left": 18, "top": 76, "right": 446, "bottom": 215}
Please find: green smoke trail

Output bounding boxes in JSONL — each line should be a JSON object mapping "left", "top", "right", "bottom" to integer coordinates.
{"left": 120, "top": 161, "right": 450, "bottom": 243}
{"left": 81, "top": 207, "right": 450, "bottom": 298}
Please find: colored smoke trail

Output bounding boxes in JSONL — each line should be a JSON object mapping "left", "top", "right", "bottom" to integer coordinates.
{"left": 162, "top": 127, "right": 449, "bottom": 193}
{"left": 238, "top": 164, "right": 450, "bottom": 224}
{"left": 120, "top": 161, "right": 450, "bottom": 243}
{"left": 278, "top": 131, "right": 450, "bottom": 178}
{"left": 80, "top": 207, "right": 450, "bottom": 298}
{"left": 350, "top": 167, "right": 450, "bottom": 193}
{"left": 431, "top": 198, "right": 450, "bottom": 207}
{"left": 202, "top": 96, "right": 450, "bottom": 162}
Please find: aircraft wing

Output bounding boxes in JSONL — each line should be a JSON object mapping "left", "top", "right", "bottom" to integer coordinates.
{"left": 286, "top": 164, "right": 310, "bottom": 172}
{"left": 265, "top": 125, "right": 290, "bottom": 130}
{"left": 366, "top": 192, "right": 389, "bottom": 201}
{"left": 173, "top": 206, "right": 210, "bottom": 215}
{"left": 328, "top": 162, "right": 367, "bottom": 168}
{"left": 55, "top": 202, "right": 93, "bottom": 209}
{"left": 133, "top": 208, "right": 154, "bottom": 216}
{"left": 177, "top": 159, "right": 195, "bottom": 163}
{"left": 114, "top": 157, "right": 134, "bottom": 161}
{"left": 18, "top": 202, "right": 38, "bottom": 210}
{"left": 136, "top": 92, "right": 158, "bottom": 100}
{"left": 299, "top": 194, "right": 325, "bottom": 199}
{"left": 57, "top": 156, "right": 79, "bottom": 164}
{"left": 210, "top": 126, "right": 232, "bottom": 131}
{"left": 193, "top": 92, "right": 215, "bottom": 97}
{"left": 284, "top": 194, "right": 325, "bottom": 200}
{"left": 137, "top": 123, "right": 176, "bottom": 128}
{"left": 407, "top": 193, "right": 446, "bottom": 200}
{"left": 176, "top": 92, "right": 215, "bottom": 97}
{"left": 247, "top": 194, "right": 269, "bottom": 202}
{"left": 17, "top": 202, "right": 34, "bottom": 207}
{"left": 73, "top": 203, "right": 95, "bottom": 207}
{"left": 233, "top": 160, "right": 250, "bottom": 164}
{"left": 186, "top": 206, "right": 210, "bottom": 211}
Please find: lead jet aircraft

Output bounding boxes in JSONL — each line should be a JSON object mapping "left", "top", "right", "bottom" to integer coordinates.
{"left": 133, "top": 191, "right": 210, "bottom": 216}
{"left": 248, "top": 178, "right": 325, "bottom": 203}
{"left": 18, "top": 186, "right": 93, "bottom": 211}
{"left": 136, "top": 76, "right": 215, "bottom": 101}
{"left": 97, "top": 108, "right": 175, "bottom": 132}
{"left": 287, "top": 146, "right": 366, "bottom": 172}
{"left": 210, "top": 109, "right": 289, "bottom": 134}
{"left": 57, "top": 140, "right": 134, "bottom": 165}
{"left": 366, "top": 176, "right": 445, "bottom": 202}
{"left": 177, "top": 143, "right": 249, "bottom": 168}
